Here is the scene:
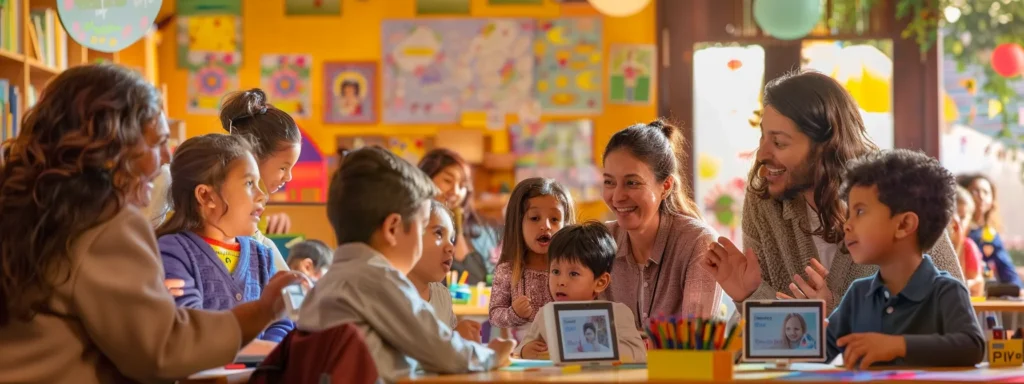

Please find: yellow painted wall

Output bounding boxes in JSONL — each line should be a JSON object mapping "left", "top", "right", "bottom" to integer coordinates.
{"left": 157, "top": 0, "right": 657, "bottom": 236}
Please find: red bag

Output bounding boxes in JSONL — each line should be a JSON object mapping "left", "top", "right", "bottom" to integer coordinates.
{"left": 248, "top": 323, "right": 380, "bottom": 384}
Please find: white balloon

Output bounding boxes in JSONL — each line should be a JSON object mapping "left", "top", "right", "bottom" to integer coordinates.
{"left": 587, "top": 0, "right": 652, "bottom": 17}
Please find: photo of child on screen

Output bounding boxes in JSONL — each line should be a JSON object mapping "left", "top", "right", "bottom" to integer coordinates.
{"left": 578, "top": 322, "right": 609, "bottom": 352}
{"left": 782, "top": 313, "right": 816, "bottom": 350}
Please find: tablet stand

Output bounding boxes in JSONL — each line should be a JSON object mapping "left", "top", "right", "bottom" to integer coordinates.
{"left": 768, "top": 360, "right": 792, "bottom": 369}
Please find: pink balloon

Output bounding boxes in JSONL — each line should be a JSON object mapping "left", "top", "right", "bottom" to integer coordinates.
{"left": 991, "top": 43, "right": 1024, "bottom": 77}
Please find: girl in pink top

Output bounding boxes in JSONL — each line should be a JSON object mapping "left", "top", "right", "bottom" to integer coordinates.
{"left": 600, "top": 120, "right": 724, "bottom": 327}
{"left": 488, "top": 178, "right": 576, "bottom": 329}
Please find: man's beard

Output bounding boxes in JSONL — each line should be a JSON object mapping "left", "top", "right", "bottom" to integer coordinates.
{"left": 769, "top": 161, "right": 815, "bottom": 201}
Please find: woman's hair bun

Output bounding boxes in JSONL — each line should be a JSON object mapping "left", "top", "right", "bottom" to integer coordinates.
{"left": 648, "top": 118, "right": 678, "bottom": 139}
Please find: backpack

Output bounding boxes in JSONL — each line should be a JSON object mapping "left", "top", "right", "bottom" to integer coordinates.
{"left": 248, "top": 324, "right": 381, "bottom": 384}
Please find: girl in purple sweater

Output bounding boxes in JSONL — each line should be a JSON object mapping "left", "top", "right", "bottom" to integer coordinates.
{"left": 156, "top": 134, "right": 293, "bottom": 342}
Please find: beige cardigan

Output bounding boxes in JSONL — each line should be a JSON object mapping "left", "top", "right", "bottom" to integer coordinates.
{"left": 741, "top": 192, "right": 964, "bottom": 314}
{"left": 0, "top": 206, "right": 243, "bottom": 383}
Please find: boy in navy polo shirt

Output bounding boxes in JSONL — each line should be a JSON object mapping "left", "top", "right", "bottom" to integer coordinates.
{"left": 826, "top": 149, "right": 984, "bottom": 369}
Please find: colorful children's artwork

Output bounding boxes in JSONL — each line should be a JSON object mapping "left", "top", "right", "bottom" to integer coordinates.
{"left": 337, "top": 135, "right": 436, "bottom": 166}
{"left": 381, "top": 19, "right": 535, "bottom": 124}
{"left": 56, "top": 0, "right": 163, "bottom": 53}
{"left": 274, "top": 128, "right": 328, "bottom": 203}
{"left": 609, "top": 44, "right": 656, "bottom": 105}
{"left": 177, "top": 0, "right": 242, "bottom": 16}
{"left": 535, "top": 18, "right": 603, "bottom": 114}
{"left": 416, "top": 0, "right": 470, "bottom": 15}
{"left": 510, "top": 120, "right": 600, "bottom": 202}
{"left": 186, "top": 51, "right": 239, "bottom": 115}
{"left": 260, "top": 54, "right": 313, "bottom": 119}
{"left": 176, "top": 15, "right": 243, "bottom": 68}
{"left": 285, "top": 0, "right": 341, "bottom": 15}
{"left": 323, "top": 61, "right": 377, "bottom": 124}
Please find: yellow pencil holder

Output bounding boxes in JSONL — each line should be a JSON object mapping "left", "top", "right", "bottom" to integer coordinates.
{"left": 647, "top": 350, "right": 734, "bottom": 381}
{"left": 989, "top": 339, "right": 1024, "bottom": 367}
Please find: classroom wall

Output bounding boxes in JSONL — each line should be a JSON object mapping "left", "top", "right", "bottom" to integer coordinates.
{"left": 157, "top": 0, "right": 658, "bottom": 244}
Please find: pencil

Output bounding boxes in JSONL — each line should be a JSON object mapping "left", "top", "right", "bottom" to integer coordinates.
{"left": 723, "top": 322, "right": 740, "bottom": 349}
{"left": 458, "top": 271, "right": 468, "bottom": 285}
{"left": 666, "top": 318, "right": 677, "bottom": 349}
{"left": 678, "top": 319, "right": 689, "bottom": 349}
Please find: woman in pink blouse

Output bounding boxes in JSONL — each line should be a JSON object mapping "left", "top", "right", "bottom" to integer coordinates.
{"left": 599, "top": 120, "right": 724, "bottom": 328}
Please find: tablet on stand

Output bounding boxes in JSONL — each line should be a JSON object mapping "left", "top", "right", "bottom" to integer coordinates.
{"left": 741, "top": 299, "right": 826, "bottom": 369}
{"left": 543, "top": 301, "right": 620, "bottom": 367}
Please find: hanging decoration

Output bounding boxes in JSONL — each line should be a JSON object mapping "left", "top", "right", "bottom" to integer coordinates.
{"left": 752, "top": 0, "right": 821, "bottom": 40}
{"left": 586, "top": 0, "right": 650, "bottom": 18}
{"left": 991, "top": 43, "right": 1024, "bottom": 78}
{"left": 57, "top": 0, "right": 163, "bottom": 53}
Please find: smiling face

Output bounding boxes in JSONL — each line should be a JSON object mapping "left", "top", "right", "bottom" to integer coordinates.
{"left": 522, "top": 195, "right": 566, "bottom": 255}
{"left": 431, "top": 164, "right": 469, "bottom": 208}
{"left": 602, "top": 149, "right": 670, "bottom": 232}
{"left": 130, "top": 114, "right": 172, "bottom": 208}
{"left": 584, "top": 326, "right": 597, "bottom": 344}
{"left": 549, "top": 258, "right": 609, "bottom": 302}
{"left": 411, "top": 208, "right": 456, "bottom": 284}
{"left": 201, "top": 153, "right": 267, "bottom": 238}
{"left": 784, "top": 316, "right": 805, "bottom": 343}
{"left": 755, "top": 106, "right": 815, "bottom": 200}
{"left": 258, "top": 142, "right": 302, "bottom": 194}
{"left": 967, "top": 178, "right": 993, "bottom": 223}
{"left": 843, "top": 185, "right": 904, "bottom": 265}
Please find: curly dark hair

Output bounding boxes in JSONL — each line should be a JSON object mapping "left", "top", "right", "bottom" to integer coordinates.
{"left": 0, "top": 64, "right": 163, "bottom": 325}
{"left": 840, "top": 149, "right": 956, "bottom": 251}
{"left": 748, "top": 70, "right": 879, "bottom": 244}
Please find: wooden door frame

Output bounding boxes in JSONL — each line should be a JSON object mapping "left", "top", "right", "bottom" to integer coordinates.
{"left": 657, "top": 0, "right": 942, "bottom": 194}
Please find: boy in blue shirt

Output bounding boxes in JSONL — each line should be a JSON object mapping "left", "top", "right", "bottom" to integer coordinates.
{"left": 826, "top": 149, "right": 984, "bottom": 369}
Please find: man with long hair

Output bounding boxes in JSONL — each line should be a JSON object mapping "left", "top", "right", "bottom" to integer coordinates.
{"left": 702, "top": 71, "right": 963, "bottom": 314}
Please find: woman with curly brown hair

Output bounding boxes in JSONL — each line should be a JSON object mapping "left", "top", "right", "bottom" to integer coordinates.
{"left": 702, "top": 70, "right": 962, "bottom": 314}
{"left": 0, "top": 64, "right": 304, "bottom": 383}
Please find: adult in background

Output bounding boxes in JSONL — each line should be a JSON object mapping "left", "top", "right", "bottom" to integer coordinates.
{"left": 600, "top": 120, "right": 723, "bottom": 327}
{"left": 702, "top": 70, "right": 963, "bottom": 314}
{"left": 419, "top": 149, "right": 502, "bottom": 285}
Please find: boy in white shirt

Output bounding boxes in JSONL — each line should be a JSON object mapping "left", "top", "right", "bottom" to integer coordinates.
{"left": 515, "top": 221, "right": 647, "bottom": 363}
{"left": 297, "top": 147, "right": 515, "bottom": 383}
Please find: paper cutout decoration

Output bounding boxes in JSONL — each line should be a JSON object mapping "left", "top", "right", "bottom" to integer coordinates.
{"left": 510, "top": 120, "right": 600, "bottom": 202}
{"left": 186, "top": 51, "right": 239, "bottom": 115}
{"left": 323, "top": 62, "right": 377, "bottom": 124}
{"left": 286, "top": 0, "right": 341, "bottom": 16}
{"left": 275, "top": 128, "right": 327, "bottom": 203}
{"left": 609, "top": 44, "right": 655, "bottom": 105}
{"left": 381, "top": 19, "right": 535, "bottom": 124}
{"left": 176, "top": 0, "right": 242, "bottom": 68}
{"left": 260, "top": 54, "right": 313, "bottom": 119}
{"left": 57, "top": 0, "right": 162, "bottom": 53}
{"left": 535, "top": 17, "right": 603, "bottom": 114}
{"left": 416, "top": 0, "right": 470, "bottom": 15}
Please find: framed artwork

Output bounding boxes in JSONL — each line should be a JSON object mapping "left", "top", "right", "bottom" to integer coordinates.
{"left": 323, "top": 61, "right": 378, "bottom": 124}
{"left": 609, "top": 44, "right": 656, "bottom": 105}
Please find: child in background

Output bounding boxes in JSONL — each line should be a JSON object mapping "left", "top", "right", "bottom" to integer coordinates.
{"left": 286, "top": 239, "right": 333, "bottom": 282}
{"left": 407, "top": 201, "right": 483, "bottom": 342}
{"left": 515, "top": 221, "right": 646, "bottom": 362}
{"left": 957, "top": 173, "right": 1022, "bottom": 290}
{"left": 489, "top": 178, "right": 576, "bottom": 330}
{"left": 297, "top": 147, "right": 514, "bottom": 384}
{"left": 157, "top": 134, "right": 294, "bottom": 342}
{"left": 950, "top": 186, "right": 985, "bottom": 296}
{"left": 826, "top": 149, "right": 984, "bottom": 369}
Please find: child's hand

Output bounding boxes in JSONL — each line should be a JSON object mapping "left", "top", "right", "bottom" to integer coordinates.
{"left": 837, "top": 333, "right": 906, "bottom": 370}
{"left": 455, "top": 320, "right": 482, "bottom": 342}
{"left": 164, "top": 279, "right": 185, "bottom": 297}
{"left": 512, "top": 296, "right": 533, "bottom": 319}
{"left": 520, "top": 341, "right": 548, "bottom": 360}
{"left": 259, "top": 271, "right": 311, "bottom": 318}
{"left": 487, "top": 338, "right": 517, "bottom": 368}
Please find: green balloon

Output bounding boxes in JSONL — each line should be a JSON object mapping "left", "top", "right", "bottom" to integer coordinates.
{"left": 753, "top": 0, "right": 822, "bottom": 40}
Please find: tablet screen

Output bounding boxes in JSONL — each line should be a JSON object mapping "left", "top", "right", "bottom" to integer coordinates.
{"left": 284, "top": 285, "right": 306, "bottom": 309}
{"left": 552, "top": 303, "right": 619, "bottom": 362}
{"left": 743, "top": 300, "right": 825, "bottom": 361}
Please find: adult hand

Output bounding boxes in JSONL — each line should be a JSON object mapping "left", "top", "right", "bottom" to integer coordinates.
{"left": 259, "top": 271, "right": 310, "bottom": 319}
{"left": 775, "top": 259, "right": 832, "bottom": 309}
{"left": 487, "top": 338, "right": 517, "bottom": 367}
{"left": 838, "top": 333, "right": 905, "bottom": 370}
{"left": 164, "top": 279, "right": 184, "bottom": 297}
{"left": 520, "top": 341, "right": 548, "bottom": 360}
{"left": 701, "top": 237, "right": 762, "bottom": 301}
{"left": 512, "top": 296, "right": 534, "bottom": 319}
{"left": 455, "top": 319, "right": 482, "bottom": 342}
{"left": 265, "top": 212, "right": 292, "bottom": 235}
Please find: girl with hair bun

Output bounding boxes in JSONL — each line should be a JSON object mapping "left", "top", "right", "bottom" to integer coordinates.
{"left": 599, "top": 119, "right": 723, "bottom": 327}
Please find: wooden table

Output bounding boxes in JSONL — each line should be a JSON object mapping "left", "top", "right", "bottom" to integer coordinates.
{"left": 399, "top": 366, "right": 1024, "bottom": 384}
{"left": 453, "top": 304, "right": 489, "bottom": 317}
{"left": 973, "top": 299, "right": 1024, "bottom": 312}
